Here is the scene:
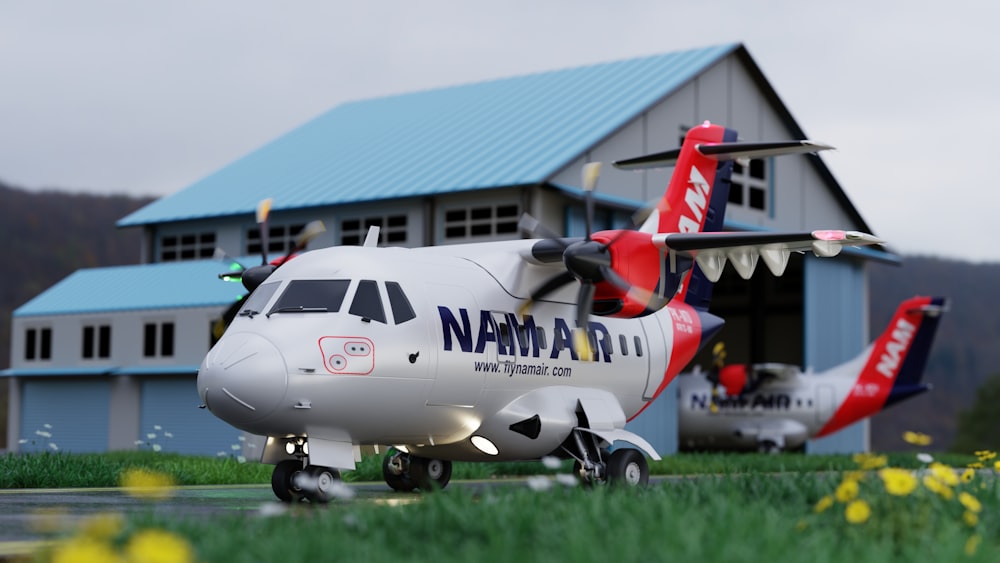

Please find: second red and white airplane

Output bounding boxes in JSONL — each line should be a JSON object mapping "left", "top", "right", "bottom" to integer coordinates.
{"left": 677, "top": 295, "right": 946, "bottom": 452}
{"left": 198, "top": 121, "right": 884, "bottom": 502}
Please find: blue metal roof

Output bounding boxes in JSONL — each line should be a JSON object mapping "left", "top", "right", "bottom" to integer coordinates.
{"left": 14, "top": 260, "right": 246, "bottom": 317}
{"left": 118, "top": 43, "right": 739, "bottom": 227}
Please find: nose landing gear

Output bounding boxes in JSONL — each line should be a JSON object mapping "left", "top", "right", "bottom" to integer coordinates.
{"left": 382, "top": 448, "right": 453, "bottom": 492}
{"left": 271, "top": 459, "right": 344, "bottom": 503}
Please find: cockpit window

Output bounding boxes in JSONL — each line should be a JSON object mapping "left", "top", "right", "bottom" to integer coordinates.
{"left": 269, "top": 280, "right": 350, "bottom": 315}
{"left": 385, "top": 281, "right": 416, "bottom": 325}
{"left": 349, "top": 279, "right": 386, "bottom": 323}
{"left": 240, "top": 281, "right": 281, "bottom": 317}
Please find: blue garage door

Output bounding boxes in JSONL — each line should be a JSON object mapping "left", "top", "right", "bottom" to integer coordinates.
{"left": 20, "top": 379, "right": 111, "bottom": 453}
{"left": 804, "top": 255, "right": 868, "bottom": 453}
{"left": 140, "top": 377, "right": 247, "bottom": 457}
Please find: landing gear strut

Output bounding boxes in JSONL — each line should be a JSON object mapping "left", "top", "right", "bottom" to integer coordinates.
{"left": 567, "top": 428, "right": 649, "bottom": 487}
{"left": 382, "top": 448, "right": 453, "bottom": 492}
{"left": 271, "top": 459, "right": 343, "bottom": 503}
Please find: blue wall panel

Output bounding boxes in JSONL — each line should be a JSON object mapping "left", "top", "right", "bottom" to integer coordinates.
{"left": 19, "top": 379, "right": 111, "bottom": 453}
{"left": 140, "top": 377, "right": 247, "bottom": 457}
{"left": 804, "top": 256, "right": 868, "bottom": 453}
{"left": 625, "top": 379, "right": 678, "bottom": 455}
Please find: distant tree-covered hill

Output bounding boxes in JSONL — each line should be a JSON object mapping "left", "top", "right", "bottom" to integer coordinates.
{"left": 0, "top": 182, "right": 995, "bottom": 452}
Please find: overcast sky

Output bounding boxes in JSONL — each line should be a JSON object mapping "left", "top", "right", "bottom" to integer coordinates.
{"left": 1, "top": 1, "right": 995, "bottom": 261}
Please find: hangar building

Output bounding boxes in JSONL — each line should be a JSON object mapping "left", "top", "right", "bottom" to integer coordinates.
{"left": 3, "top": 43, "right": 895, "bottom": 457}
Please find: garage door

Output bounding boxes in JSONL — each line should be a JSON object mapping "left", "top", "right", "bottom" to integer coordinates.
{"left": 20, "top": 379, "right": 111, "bottom": 453}
{"left": 140, "top": 377, "right": 248, "bottom": 457}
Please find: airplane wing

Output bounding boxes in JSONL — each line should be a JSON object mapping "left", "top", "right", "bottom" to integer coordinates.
{"left": 651, "top": 230, "right": 884, "bottom": 282}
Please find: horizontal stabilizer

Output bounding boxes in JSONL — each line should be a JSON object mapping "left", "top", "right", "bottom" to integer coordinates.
{"left": 613, "top": 140, "right": 833, "bottom": 171}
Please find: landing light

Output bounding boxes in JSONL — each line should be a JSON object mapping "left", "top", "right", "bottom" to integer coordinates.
{"left": 285, "top": 441, "right": 296, "bottom": 455}
{"left": 471, "top": 435, "right": 499, "bottom": 456}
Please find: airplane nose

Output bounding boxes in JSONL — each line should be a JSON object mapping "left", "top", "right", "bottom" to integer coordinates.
{"left": 198, "top": 332, "right": 288, "bottom": 425}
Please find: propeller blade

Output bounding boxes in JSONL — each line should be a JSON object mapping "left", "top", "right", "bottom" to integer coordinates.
{"left": 517, "top": 270, "right": 575, "bottom": 316}
{"left": 214, "top": 248, "right": 246, "bottom": 281}
{"left": 574, "top": 282, "right": 595, "bottom": 361}
{"left": 582, "top": 162, "right": 601, "bottom": 240}
{"left": 293, "top": 220, "right": 326, "bottom": 252}
{"left": 518, "top": 213, "right": 565, "bottom": 242}
{"left": 255, "top": 198, "right": 273, "bottom": 265}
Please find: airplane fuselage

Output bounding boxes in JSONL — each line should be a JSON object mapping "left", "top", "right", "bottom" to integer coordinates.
{"left": 199, "top": 241, "right": 719, "bottom": 466}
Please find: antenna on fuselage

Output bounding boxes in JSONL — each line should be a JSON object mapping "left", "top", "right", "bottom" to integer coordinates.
{"left": 363, "top": 225, "right": 381, "bottom": 247}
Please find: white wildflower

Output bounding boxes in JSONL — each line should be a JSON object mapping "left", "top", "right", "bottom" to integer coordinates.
{"left": 917, "top": 453, "right": 934, "bottom": 464}
{"left": 237, "top": 456, "right": 247, "bottom": 464}
{"left": 153, "top": 425, "right": 162, "bottom": 431}
{"left": 152, "top": 444, "right": 162, "bottom": 452}
{"left": 164, "top": 432, "right": 173, "bottom": 439}
{"left": 146, "top": 433, "right": 157, "bottom": 440}
{"left": 527, "top": 476, "right": 553, "bottom": 491}
{"left": 258, "top": 503, "right": 288, "bottom": 518}
{"left": 48, "top": 443, "right": 59, "bottom": 451}
{"left": 231, "top": 444, "right": 241, "bottom": 451}
{"left": 555, "top": 473, "right": 579, "bottom": 487}
{"left": 35, "top": 430, "right": 52, "bottom": 438}
{"left": 541, "top": 456, "right": 561, "bottom": 470}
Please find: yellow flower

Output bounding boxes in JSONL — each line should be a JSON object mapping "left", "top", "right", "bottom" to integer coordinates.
{"left": 994, "top": 460, "right": 1000, "bottom": 472}
{"left": 814, "top": 495, "right": 834, "bottom": 513}
{"left": 922, "top": 475, "right": 954, "bottom": 500}
{"left": 879, "top": 468, "right": 918, "bottom": 496}
{"left": 961, "top": 468, "right": 975, "bottom": 483}
{"left": 124, "top": 528, "right": 195, "bottom": 563}
{"left": 959, "top": 492, "right": 982, "bottom": 513}
{"left": 963, "top": 511, "right": 979, "bottom": 527}
{"left": 120, "top": 468, "right": 176, "bottom": 501}
{"left": 852, "top": 453, "right": 887, "bottom": 470}
{"left": 78, "top": 512, "right": 125, "bottom": 540}
{"left": 902, "top": 431, "right": 932, "bottom": 446}
{"left": 928, "top": 463, "right": 959, "bottom": 486}
{"left": 965, "top": 534, "right": 981, "bottom": 557}
{"left": 50, "top": 535, "right": 123, "bottom": 563}
{"left": 835, "top": 479, "right": 859, "bottom": 503}
{"left": 844, "top": 499, "right": 871, "bottom": 524}
{"left": 967, "top": 462, "right": 984, "bottom": 470}
{"left": 975, "top": 450, "right": 996, "bottom": 461}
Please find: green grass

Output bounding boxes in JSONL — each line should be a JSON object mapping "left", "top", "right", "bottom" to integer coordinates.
{"left": 11, "top": 450, "right": 998, "bottom": 562}
{"left": 0, "top": 450, "right": 981, "bottom": 489}
{"left": 110, "top": 474, "right": 1000, "bottom": 562}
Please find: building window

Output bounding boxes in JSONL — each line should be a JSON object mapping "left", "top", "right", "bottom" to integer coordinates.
{"left": 341, "top": 214, "right": 408, "bottom": 246}
{"left": 730, "top": 159, "right": 769, "bottom": 212}
{"left": 24, "top": 327, "right": 52, "bottom": 361}
{"left": 247, "top": 223, "right": 306, "bottom": 257}
{"left": 82, "top": 324, "right": 111, "bottom": 359}
{"left": 443, "top": 203, "right": 519, "bottom": 241}
{"left": 161, "top": 232, "right": 217, "bottom": 262}
{"left": 143, "top": 322, "right": 175, "bottom": 358}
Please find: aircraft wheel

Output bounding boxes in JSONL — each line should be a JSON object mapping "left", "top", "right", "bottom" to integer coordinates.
{"left": 607, "top": 449, "right": 649, "bottom": 487}
{"left": 304, "top": 465, "right": 342, "bottom": 504}
{"left": 409, "top": 456, "right": 452, "bottom": 491}
{"left": 758, "top": 440, "right": 782, "bottom": 454}
{"left": 382, "top": 449, "right": 416, "bottom": 492}
{"left": 271, "top": 459, "right": 305, "bottom": 502}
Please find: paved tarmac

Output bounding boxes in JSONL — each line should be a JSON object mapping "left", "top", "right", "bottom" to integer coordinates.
{"left": 0, "top": 481, "right": 408, "bottom": 557}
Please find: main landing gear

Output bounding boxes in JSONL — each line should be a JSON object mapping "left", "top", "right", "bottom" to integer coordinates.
{"left": 271, "top": 459, "right": 344, "bottom": 503}
{"left": 567, "top": 429, "right": 649, "bottom": 487}
{"left": 382, "top": 448, "right": 453, "bottom": 492}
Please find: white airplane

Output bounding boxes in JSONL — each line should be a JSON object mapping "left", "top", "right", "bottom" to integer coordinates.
{"left": 677, "top": 295, "right": 946, "bottom": 453}
{"left": 197, "top": 121, "right": 883, "bottom": 502}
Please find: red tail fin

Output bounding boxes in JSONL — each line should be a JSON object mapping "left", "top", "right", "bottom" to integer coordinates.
{"left": 639, "top": 121, "right": 732, "bottom": 235}
{"left": 816, "top": 296, "right": 946, "bottom": 437}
